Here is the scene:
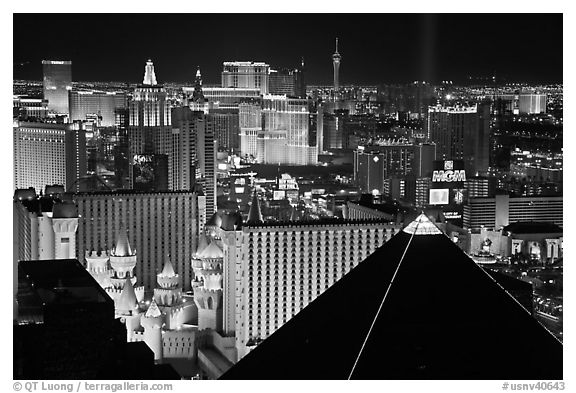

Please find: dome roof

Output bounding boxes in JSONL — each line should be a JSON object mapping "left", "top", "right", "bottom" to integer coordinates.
{"left": 207, "top": 212, "right": 223, "bottom": 228}
{"left": 199, "top": 241, "right": 223, "bottom": 259}
{"left": 52, "top": 201, "right": 78, "bottom": 218}
{"left": 221, "top": 211, "right": 243, "bottom": 231}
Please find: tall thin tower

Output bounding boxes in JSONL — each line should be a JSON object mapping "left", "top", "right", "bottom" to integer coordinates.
{"left": 332, "top": 38, "right": 342, "bottom": 94}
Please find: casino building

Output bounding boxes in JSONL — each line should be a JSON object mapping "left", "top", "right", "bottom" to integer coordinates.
{"left": 209, "top": 194, "right": 403, "bottom": 360}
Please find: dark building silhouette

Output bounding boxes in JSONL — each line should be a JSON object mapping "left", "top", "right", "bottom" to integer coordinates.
{"left": 221, "top": 214, "right": 562, "bottom": 379}
{"left": 14, "top": 259, "right": 179, "bottom": 379}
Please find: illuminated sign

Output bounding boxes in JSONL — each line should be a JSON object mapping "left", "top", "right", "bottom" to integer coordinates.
{"left": 432, "top": 170, "right": 466, "bottom": 182}
{"left": 444, "top": 211, "right": 462, "bottom": 219}
{"left": 273, "top": 190, "right": 286, "bottom": 200}
{"left": 235, "top": 187, "right": 245, "bottom": 194}
{"left": 429, "top": 189, "right": 449, "bottom": 205}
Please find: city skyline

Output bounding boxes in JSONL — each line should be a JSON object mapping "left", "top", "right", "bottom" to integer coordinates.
{"left": 13, "top": 13, "right": 563, "bottom": 85}
{"left": 12, "top": 10, "right": 564, "bottom": 381}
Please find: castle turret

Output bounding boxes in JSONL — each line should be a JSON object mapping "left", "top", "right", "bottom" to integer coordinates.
{"left": 110, "top": 223, "right": 137, "bottom": 280}
{"left": 193, "top": 241, "right": 224, "bottom": 331}
{"left": 51, "top": 200, "right": 78, "bottom": 259}
{"left": 108, "top": 224, "right": 144, "bottom": 303}
{"left": 141, "top": 299, "right": 164, "bottom": 362}
{"left": 85, "top": 250, "right": 112, "bottom": 289}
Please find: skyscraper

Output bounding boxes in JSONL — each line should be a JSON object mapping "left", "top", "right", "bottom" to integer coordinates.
{"left": 128, "top": 60, "right": 172, "bottom": 189}
{"left": 170, "top": 107, "right": 217, "bottom": 216}
{"left": 257, "top": 95, "right": 318, "bottom": 165}
{"left": 426, "top": 104, "right": 490, "bottom": 176}
{"left": 221, "top": 62, "right": 270, "bottom": 94}
{"left": 13, "top": 121, "right": 87, "bottom": 192}
{"left": 215, "top": 211, "right": 402, "bottom": 360}
{"left": 42, "top": 60, "right": 72, "bottom": 115}
{"left": 332, "top": 38, "right": 342, "bottom": 94}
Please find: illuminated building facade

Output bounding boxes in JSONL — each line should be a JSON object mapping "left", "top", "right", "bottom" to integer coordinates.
{"left": 13, "top": 96, "right": 49, "bottom": 119}
{"left": 13, "top": 121, "right": 87, "bottom": 193}
{"left": 257, "top": 94, "right": 317, "bottom": 165}
{"left": 426, "top": 104, "right": 490, "bottom": 176}
{"left": 463, "top": 194, "right": 563, "bottom": 230}
{"left": 212, "top": 199, "right": 402, "bottom": 360}
{"left": 128, "top": 60, "right": 172, "bottom": 188}
{"left": 239, "top": 100, "right": 262, "bottom": 159}
{"left": 232, "top": 219, "right": 400, "bottom": 359}
{"left": 221, "top": 62, "right": 270, "bottom": 94}
{"left": 42, "top": 60, "right": 72, "bottom": 115}
{"left": 69, "top": 90, "right": 127, "bottom": 127}
{"left": 496, "top": 93, "right": 547, "bottom": 115}
{"left": 74, "top": 189, "right": 206, "bottom": 292}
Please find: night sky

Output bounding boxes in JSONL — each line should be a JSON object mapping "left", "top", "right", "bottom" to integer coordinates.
{"left": 13, "top": 13, "right": 563, "bottom": 85}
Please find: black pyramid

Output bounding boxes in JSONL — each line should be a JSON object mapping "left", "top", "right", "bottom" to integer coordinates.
{"left": 221, "top": 214, "right": 562, "bottom": 380}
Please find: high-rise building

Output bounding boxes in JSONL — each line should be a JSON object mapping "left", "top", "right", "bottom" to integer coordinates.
{"left": 332, "top": 38, "right": 341, "bottom": 94}
{"left": 170, "top": 107, "right": 217, "bottom": 216}
{"left": 257, "top": 94, "right": 317, "bottom": 165}
{"left": 128, "top": 60, "right": 173, "bottom": 192}
{"left": 74, "top": 189, "right": 206, "bottom": 292}
{"left": 13, "top": 121, "right": 87, "bottom": 192}
{"left": 42, "top": 60, "right": 72, "bottom": 115}
{"left": 353, "top": 142, "right": 436, "bottom": 194}
{"left": 294, "top": 58, "right": 306, "bottom": 99}
{"left": 213, "top": 200, "right": 402, "bottom": 360}
{"left": 321, "top": 111, "right": 346, "bottom": 150}
{"left": 238, "top": 99, "right": 262, "bottom": 159}
{"left": 463, "top": 194, "right": 563, "bottom": 230}
{"left": 69, "top": 90, "right": 127, "bottom": 127}
{"left": 426, "top": 104, "right": 490, "bottom": 176}
{"left": 221, "top": 62, "right": 270, "bottom": 94}
{"left": 208, "top": 109, "right": 240, "bottom": 151}
{"left": 269, "top": 68, "right": 297, "bottom": 96}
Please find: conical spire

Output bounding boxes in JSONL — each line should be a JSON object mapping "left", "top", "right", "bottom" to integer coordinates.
{"left": 159, "top": 258, "right": 176, "bottom": 277}
{"left": 192, "top": 66, "right": 205, "bottom": 103}
{"left": 143, "top": 59, "right": 158, "bottom": 86}
{"left": 117, "top": 278, "right": 138, "bottom": 312}
{"left": 145, "top": 298, "right": 162, "bottom": 318}
{"left": 113, "top": 223, "right": 135, "bottom": 257}
{"left": 403, "top": 212, "right": 443, "bottom": 236}
{"left": 199, "top": 241, "right": 223, "bottom": 259}
{"left": 196, "top": 232, "right": 209, "bottom": 255}
{"left": 247, "top": 191, "right": 263, "bottom": 225}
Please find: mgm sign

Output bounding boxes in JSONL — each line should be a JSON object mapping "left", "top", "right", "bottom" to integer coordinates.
{"left": 432, "top": 160, "right": 466, "bottom": 183}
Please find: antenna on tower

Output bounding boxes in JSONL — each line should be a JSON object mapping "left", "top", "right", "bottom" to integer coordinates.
{"left": 335, "top": 37, "right": 339, "bottom": 53}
